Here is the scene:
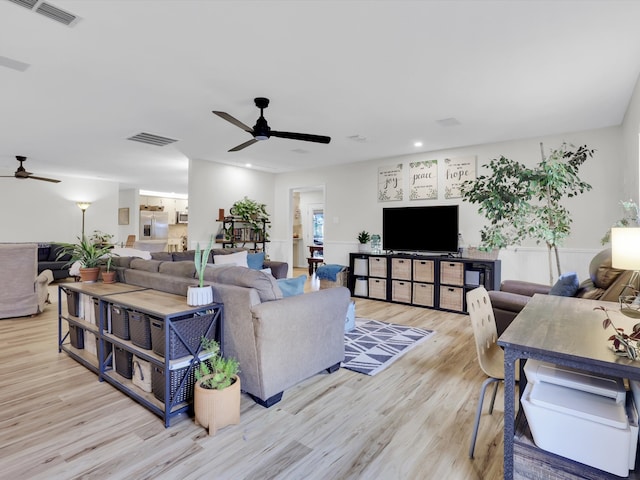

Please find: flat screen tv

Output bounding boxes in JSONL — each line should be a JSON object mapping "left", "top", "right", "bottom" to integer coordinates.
{"left": 382, "top": 205, "right": 459, "bottom": 253}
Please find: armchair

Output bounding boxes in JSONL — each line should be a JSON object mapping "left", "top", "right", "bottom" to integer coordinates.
{"left": 0, "top": 243, "right": 54, "bottom": 319}
{"left": 489, "top": 248, "right": 632, "bottom": 336}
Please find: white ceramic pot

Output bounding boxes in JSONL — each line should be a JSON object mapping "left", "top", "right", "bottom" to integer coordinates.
{"left": 187, "top": 285, "right": 213, "bottom": 306}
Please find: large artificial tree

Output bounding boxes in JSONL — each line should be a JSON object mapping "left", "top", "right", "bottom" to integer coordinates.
{"left": 460, "top": 142, "right": 594, "bottom": 284}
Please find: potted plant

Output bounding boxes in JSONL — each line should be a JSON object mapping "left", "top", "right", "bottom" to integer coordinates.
{"left": 101, "top": 254, "right": 117, "bottom": 284}
{"left": 57, "top": 235, "right": 113, "bottom": 283}
{"left": 187, "top": 235, "right": 214, "bottom": 306}
{"left": 460, "top": 142, "right": 594, "bottom": 285}
{"left": 357, "top": 230, "right": 371, "bottom": 253}
{"left": 226, "top": 196, "right": 270, "bottom": 244}
{"left": 193, "top": 337, "right": 241, "bottom": 436}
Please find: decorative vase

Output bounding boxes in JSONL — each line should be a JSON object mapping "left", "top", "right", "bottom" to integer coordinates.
{"left": 187, "top": 285, "right": 213, "bottom": 306}
{"left": 101, "top": 271, "right": 116, "bottom": 284}
{"left": 194, "top": 375, "right": 241, "bottom": 436}
{"left": 79, "top": 267, "right": 100, "bottom": 283}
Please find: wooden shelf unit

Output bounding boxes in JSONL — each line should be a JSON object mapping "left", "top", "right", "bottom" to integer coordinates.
{"left": 218, "top": 216, "right": 269, "bottom": 252}
{"left": 58, "top": 283, "right": 223, "bottom": 427}
{"left": 348, "top": 253, "right": 501, "bottom": 313}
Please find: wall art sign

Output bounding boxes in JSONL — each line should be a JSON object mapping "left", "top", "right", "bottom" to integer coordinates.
{"left": 409, "top": 160, "right": 438, "bottom": 200}
{"left": 444, "top": 156, "right": 476, "bottom": 199}
{"left": 378, "top": 164, "right": 403, "bottom": 201}
{"left": 118, "top": 207, "right": 129, "bottom": 225}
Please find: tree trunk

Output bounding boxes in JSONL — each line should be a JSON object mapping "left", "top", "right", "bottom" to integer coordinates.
{"left": 546, "top": 243, "right": 554, "bottom": 285}
{"left": 553, "top": 244, "right": 562, "bottom": 279}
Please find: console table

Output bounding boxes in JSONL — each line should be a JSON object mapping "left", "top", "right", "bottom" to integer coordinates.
{"left": 498, "top": 294, "right": 640, "bottom": 479}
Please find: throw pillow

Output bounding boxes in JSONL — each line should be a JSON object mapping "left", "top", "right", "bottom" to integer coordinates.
{"left": 213, "top": 250, "right": 248, "bottom": 267}
{"left": 247, "top": 251, "right": 265, "bottom": 270}
{"left": 549, "top": 272, "right": 579, "bottom": 297}
{"left": 276, "top": 275, "right": 307, "bottom": 297}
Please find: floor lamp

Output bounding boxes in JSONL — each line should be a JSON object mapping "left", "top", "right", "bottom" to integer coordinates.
{"left": 611, "top": 227, "right": 640, "bottom": 318}
{"left": 77, "top": 202, "right": 91, "bottom": 237}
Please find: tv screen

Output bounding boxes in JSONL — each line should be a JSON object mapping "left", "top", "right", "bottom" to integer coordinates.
{"left": 382, "top": 205, "right": 459, "bottom": 253}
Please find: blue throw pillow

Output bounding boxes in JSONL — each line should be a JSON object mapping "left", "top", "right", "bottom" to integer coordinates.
{"left": 247, "top": 252, "right": 265, "bottom": 270}
{"left": 277, "top": 275, "right": 307, "bottom": 297}
{"left": 549, "top": 272, "right": 579, "bottom": 297}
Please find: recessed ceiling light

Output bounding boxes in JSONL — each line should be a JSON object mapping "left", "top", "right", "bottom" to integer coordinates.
{"left": 414, "top": 141, "right": 423, "bottom": 147}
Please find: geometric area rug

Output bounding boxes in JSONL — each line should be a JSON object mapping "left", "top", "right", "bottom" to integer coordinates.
{"left": 342, "top": 319, "right": 436, "bottom": 376}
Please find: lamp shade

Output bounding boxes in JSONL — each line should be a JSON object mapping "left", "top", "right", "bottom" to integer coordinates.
{"left": 76, "top": 202, "right": 91, "bottom": 211}
{"left": 611, "top": 228, "right": 640, "bottom": 270}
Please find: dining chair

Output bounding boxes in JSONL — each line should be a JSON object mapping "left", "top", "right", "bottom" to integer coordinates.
{"left": 466, "top": 286, "right": 518, "bottom": 459}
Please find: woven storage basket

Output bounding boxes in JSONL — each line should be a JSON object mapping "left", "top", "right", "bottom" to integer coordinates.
{"left": 129, "top": 312, "right": 152, "bottom": 350}
{"left": 132, "top": 355, "right": 152, "bottom": 393}
{"left": 150, "top": 312, "right": 218, "bottom": 359}
{"left": 439, "top": 286, "right": 463, "bottom": 311}
{"left": 111, "top": 305, "right": 130, "bottom": 340}
{"left": 463, "top": 247, "right": 499, "bottom": 260}
{"left": 440, "top": 262, "right": 464, "bottom": 286}
{"left": 152, "top": 355, "right": 212, "bottom": 404}
{"left": 319, "top": 270, "right": 348, "bottom": 290}
{"left": 65, "top": 289, "right": 80, "bottom": 317}
{"left": 114, "top": 345, "right": 133, "bottom": 379}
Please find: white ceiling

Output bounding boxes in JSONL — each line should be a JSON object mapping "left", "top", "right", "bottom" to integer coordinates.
{"left": 2, "top": 0, "right": 640, "bottom": 195}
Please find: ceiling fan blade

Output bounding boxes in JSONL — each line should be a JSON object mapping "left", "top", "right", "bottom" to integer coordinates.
{"left": 270, "top": 131, "right": 331, "bottom": 144}
{"left": 229, "top": 139, "right": 258, "bottom": 152}
{"left": 28, "top": 175, "right": 61, "bottom": 183}
{"left": 212, "top": 111, "right": 254, "bottom": 133}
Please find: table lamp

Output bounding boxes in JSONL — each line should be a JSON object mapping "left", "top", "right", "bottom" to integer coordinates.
{"left": 611, "top": 227, "right": 640, "bottom": 318}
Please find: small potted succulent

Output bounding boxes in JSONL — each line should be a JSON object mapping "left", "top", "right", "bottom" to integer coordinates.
{"left": 187, "top": 235, "right": 214, "bottom": 306}
{"left": 357, "top": 230, "right": 371, "bottom": 253}
{"left": 101, "top": 254, "right": 117, "bottom": 284}
{"left": 193, "top": 337, "right": 241, "bottom": 435}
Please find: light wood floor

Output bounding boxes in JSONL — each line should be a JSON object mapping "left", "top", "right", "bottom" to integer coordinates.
{"left": 0, "top": 273, "right": 505, "bottom": 480}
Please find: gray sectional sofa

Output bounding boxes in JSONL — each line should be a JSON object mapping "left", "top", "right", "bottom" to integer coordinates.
{"left": 111, "top": 256, "right": 351, "bottom": 407}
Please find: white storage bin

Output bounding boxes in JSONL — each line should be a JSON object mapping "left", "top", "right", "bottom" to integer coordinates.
{"left": 522, "top": 380, "right": 635, "bottom": 477}
{"left": 354, "top": 278, "right": 368, "bottom": 296}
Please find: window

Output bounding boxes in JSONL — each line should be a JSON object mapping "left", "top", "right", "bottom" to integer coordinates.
{"left": 312, "top": 209, "right": 324, "bottom": 245}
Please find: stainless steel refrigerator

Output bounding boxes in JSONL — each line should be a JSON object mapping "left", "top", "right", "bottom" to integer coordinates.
{"left": 139, "top": 211, "right": 169, "bottom": 240}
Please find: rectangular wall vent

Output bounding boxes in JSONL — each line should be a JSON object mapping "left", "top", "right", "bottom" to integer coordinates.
{"left": 128, "top": 133, "right": 179, "bottom": 147}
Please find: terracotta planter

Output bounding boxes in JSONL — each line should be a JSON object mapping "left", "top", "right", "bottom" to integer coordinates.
{"left": 79, "top": 267, "right": 100, "bottom": 283}
{"left": 101, "top": 271, "right": 116, "bottom": 284}
{"left": 194, "top": 375, "right": 241, "bottom": 436}
{"left": 187, "top": 285, "right": 213, "bottom": 306}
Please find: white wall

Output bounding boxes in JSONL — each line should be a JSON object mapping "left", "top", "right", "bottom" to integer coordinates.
{"left": 0, "top": 175, "right": 119, "bottom": 243}
{"left": 273, "top": 126, "right": 623, "bottom": 284}
{"left": 187, "top": 159, "right": 276, "bottom": 253}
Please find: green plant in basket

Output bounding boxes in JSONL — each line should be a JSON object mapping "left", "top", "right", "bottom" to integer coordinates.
{"left": 194, "top": 235, "right": 214, "bottom": 288}
{"left": 195, "top": 337, "right": 240, "bottom": 390}
{"left": 357, "top": 230, "right": 371, "bottom": 244}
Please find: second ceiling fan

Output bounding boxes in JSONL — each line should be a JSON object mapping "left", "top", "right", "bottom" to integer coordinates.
{"left": 213, "top": 97, "right": 331, "bottom": 152}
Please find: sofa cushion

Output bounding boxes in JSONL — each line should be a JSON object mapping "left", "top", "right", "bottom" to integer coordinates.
{"left": 276, "top": 275, "right": 307, "bottom": 297}
{"left": 111, "top": 256, "right": 133, "bottom": 268}
{"left": 203, "top": 265, "right": 283, "bottom": 302}
{"left": 549, "top": 272, "right": 579, "bottom": 297}
{"left": 38, "top": 246, "right": 50, "bottom": 262}
{"left": 130, "top": 258, "right": 162, "bottom": 272}
{"left": 151, "top": 252, "right": 172, "bottom": 261}
{"left": 214, "top": 250, "right": 248, "bottom": 267}
{"left": 247, "top": 251, "right": 265, "bottom": 270}
{"left": 158, "top": 260, "right": 196, "bottom": 278}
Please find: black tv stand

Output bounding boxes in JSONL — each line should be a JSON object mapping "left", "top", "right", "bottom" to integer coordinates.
{"left": 348, "top": 252, "right": 500, "bottom": 314}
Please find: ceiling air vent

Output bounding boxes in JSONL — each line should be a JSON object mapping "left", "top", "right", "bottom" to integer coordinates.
{"left": 6, "top": 0, "right": 80, "bottom": 26}
{"left": 127, "top": 132, "right": 179, "bottom": 147}
{"left": 7, "top": 0, "right": 38, "bottom": 9}
{"left": 35, "top": 2, "right": 77, "bottom": 25}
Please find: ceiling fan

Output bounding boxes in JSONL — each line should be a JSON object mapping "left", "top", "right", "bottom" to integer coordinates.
{"left": 213, "top": 97, "right": 331, "bottom": 152}
{"left": 0, "top": 156, "right": 61, "bottom": 183}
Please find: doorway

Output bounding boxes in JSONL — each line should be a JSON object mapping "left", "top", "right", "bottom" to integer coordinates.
{"left": 291, "top": 187, "right": 325, "bottom": 268}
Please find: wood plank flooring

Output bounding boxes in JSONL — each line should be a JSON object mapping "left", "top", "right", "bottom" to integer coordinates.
{"left": 0, "top": 274, "right": 504, "bottom": 479}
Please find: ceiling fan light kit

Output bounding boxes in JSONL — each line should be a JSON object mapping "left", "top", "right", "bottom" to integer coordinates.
{"left": 213, "top": 97, "right": 331, "bottom": 152}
